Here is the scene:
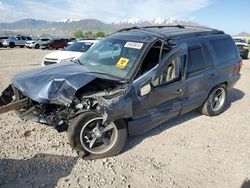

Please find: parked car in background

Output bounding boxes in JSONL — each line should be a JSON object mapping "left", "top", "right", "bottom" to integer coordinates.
{"left": 0, "top": 36, "right": 9, "bottom": 47}
{"left": 2, "top": 36, "right": 32, "bottom": 48}
{"left": 25, "top": 39, "right": 38, "bottom": 48}
{"left": 42, "top": 40, "right": 98, "bottom": 66}
{"left": 32, "top": 38, "right": 51, "bottom": 49}
{"left": 233, "top": 37, "right": 249, "bottom": 59}
{"left": 40, "top": 39, "right": 69, "bottom": 50}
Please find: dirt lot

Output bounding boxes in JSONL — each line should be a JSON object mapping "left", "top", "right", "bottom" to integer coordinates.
{"left": 0, "top": 48, "right": 249, "bottom": 188}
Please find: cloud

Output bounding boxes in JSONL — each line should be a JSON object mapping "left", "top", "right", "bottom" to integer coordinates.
{"left": 0, "top": 0, "right": 213, "bottom": 22}
{"left": 0, "top": 1, "right": 24, "bottom": 22}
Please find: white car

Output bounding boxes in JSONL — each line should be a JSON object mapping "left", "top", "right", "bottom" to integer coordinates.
{"left": 42, "top": 40, "right": 98, "bottom": 66}
{"left": 26, "top": 38, "right": 51, "bottom": 49}
{"left": 25, "top": 40, "right": 37, "bottom": 48}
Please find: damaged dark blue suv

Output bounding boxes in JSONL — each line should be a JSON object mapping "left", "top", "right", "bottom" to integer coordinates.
{"left": 0, "top": 25, "right": 242, "bottom": 159}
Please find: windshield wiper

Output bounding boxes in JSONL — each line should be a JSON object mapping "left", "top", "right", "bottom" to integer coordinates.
{"left": 71, "top": 59, "right": 82, "bottom": 65}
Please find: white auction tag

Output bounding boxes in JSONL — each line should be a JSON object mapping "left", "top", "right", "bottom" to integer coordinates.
{"left": 124, "top": 42, "right": 143, "bottom": 49}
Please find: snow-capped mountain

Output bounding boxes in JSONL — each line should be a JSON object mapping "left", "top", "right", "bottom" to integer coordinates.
{"left": 112, "top": 17, "right": 197, "bottom": 26}
{"left": 57, "top": 18, "right": 80, "bottom": 23}
{"left": 151, "top": 17, "right": 180, "bottom": 25}
{"left": 112, "top": 18, "right": 147, "bottom": 25}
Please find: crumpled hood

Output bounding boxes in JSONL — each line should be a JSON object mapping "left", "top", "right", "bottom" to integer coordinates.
{"left": 11, "top": 61, "right": 96, "bottom": 105}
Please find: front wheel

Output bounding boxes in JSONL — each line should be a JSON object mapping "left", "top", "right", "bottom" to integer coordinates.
{"left": 68, "top": 111, "right": 127, "bottom": 160}
{"left": 200, "top": 84, "right": 228, "bottom": 116}
{"left": 35, "top": 44, "right": 39, "bottom": 49}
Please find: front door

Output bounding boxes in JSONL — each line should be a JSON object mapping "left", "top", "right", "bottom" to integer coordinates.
{"left": 129, "top": 51, "right": 187, "bottom": 135}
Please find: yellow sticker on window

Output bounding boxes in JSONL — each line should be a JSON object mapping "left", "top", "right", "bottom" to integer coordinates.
{"left": 116, "top": 57, "right": 129, "bottom": 69}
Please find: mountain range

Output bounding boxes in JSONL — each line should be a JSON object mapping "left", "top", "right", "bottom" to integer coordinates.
{"left": 0, "top": 18, "right": 248, "bottom": 37}
{"left": 0, "top": 18, "right": 201, "bottom": 36}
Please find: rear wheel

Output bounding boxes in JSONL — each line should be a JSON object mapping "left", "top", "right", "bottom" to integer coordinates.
{"left": 68, "top": 111, "right": 127, "bottom": 160}
{"left": 200, "top": 84, "right": 228, "bottom": 116}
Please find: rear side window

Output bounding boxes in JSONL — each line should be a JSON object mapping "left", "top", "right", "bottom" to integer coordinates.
{"left": 187, "top": 46, "right": 206, "bottom": 74}
{"left": 210, "top": 38, "right": 238, "bottom": 64}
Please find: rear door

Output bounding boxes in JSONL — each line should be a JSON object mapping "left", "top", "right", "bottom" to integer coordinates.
{"left": 180, "top": 40, "right": 215, "bottom": 114}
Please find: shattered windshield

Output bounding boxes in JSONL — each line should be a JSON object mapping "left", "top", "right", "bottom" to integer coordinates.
{"left": 78, "top": 38, "right": 146, "bottom": 79}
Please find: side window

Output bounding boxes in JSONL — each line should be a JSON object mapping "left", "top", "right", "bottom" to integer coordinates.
{"left": 16, "top": 37, "right": 21, "bottom": 40}
{"left": 210, "top": 37, "right": 238, "bottom": 64}
{"left": 187, "top": 46, "right": 206, "bottom": 74}
{"left": 135, "top": 40, "right": 170, "bottom": 78}
{"left": 152, "top": 56, "right": 182, "bottom": 87}
{"left": 21, "top": 36, "right": 26, "bottom": 40}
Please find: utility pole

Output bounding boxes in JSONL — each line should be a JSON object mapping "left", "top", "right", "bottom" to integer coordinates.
{"left": 4, "top": 23, "right": 7, "bottom": 35}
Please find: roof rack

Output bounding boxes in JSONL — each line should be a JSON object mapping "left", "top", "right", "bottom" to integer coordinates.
{"left": 117, "top": 25, "right": 185, "bottom": 32}
{"left": 117, "top": 24, "right": 224, "bottom": 33}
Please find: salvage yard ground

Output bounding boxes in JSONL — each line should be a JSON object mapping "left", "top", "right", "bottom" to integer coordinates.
{"left": 0, "top": 48, "right": 249, "bottom": 188}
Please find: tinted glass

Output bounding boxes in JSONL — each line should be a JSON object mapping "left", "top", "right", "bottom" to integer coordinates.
{"left": 21, "top": 36, "right": 26, "bottom": 40}
{"left": 27, "top": 37, "right": 32, "bottom": 40}
{"left": 65, "top": 42, "right": 94, "bottom": 52}
{"left": 187, "top": 47, "right": 206, "bottom": 74}
{"left": 210, "top": 38, "right": 238, "bottom": 64}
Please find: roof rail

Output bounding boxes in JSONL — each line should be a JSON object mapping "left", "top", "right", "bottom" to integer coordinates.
{"left": 116, "top": 24, "right": 224, "bottom": 33}
{"left": 180, "top": 24, "right": 224, "bottom": 33}
{"left": 117, "top": 25, "right": 185, "bottom": 32}
{"left": 140, "top": 25, "right": 185, "bottom": 29}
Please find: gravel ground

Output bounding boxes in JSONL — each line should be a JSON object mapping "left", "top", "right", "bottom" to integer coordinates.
{"left": 0, "top": 48, "right": 249, "bottom": 188}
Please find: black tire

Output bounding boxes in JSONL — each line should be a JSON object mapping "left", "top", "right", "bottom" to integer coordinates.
{"left": 9, "top": 42, "right": 14, "bottom": 48}
{"left": 68, "top": 111, "right": 127, "bottom": 160}
{"left": 35, "top": 44, "right": 39, "bottom": 49}
{"left": 200, "top": 84, "right": 228, "bottom": 116}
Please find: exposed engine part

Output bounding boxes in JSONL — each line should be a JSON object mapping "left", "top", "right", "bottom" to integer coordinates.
{"left": 0, "top": 98, "right": 28, "bottom": 115}
{"left": 0, "top": 85, "right": 14, "bottom": 107}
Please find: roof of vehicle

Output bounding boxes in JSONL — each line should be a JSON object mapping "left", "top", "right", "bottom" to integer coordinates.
{"left": 112, "top": 25, "right": 225, "bottom": 41}
{"left": 77, "top": 39, "right": 99, "bottom": 43}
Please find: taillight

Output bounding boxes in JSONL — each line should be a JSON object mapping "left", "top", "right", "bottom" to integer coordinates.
{"left": 237, "top": 60, "right": 242, "bottom": 73}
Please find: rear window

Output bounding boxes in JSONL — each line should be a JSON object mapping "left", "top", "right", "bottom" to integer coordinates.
{"left": 187, "top": 46, "right": 206, "bottom": 74}
{"left": 210, "top": 38, "right": 238, "bottom": 64}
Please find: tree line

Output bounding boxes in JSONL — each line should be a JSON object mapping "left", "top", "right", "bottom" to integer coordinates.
{"left": 73, "top": 30, "right": 105, "bottom": 38}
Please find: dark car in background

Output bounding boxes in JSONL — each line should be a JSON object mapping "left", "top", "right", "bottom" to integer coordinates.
{"left": 0, "top": 25, "right": 242, "bottom": 160}
{"left": 40, "top": 38, "right": 69, "bottom": 50}
{"left": 233, "top": 37, "right": 249, "bottom": 59}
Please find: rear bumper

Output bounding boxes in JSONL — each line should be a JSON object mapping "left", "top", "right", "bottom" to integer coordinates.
{"left": 228, "top": 73, "right": 241, "bottom": 89}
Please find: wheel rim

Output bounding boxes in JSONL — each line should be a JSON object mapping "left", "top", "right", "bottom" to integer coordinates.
{"left": 80, "top": 117, "right": 118, "bottom": 154}
{"left": 211, "top": 87, "right": 226, "bottom": 112}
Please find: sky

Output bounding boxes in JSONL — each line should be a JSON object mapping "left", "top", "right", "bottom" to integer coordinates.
{"left": 0, "top": 0, "right": 249, "bottom": 34}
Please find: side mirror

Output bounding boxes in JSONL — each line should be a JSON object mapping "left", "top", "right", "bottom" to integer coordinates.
{"left": 139, "top": 84, "right": 151, "bottom": 96}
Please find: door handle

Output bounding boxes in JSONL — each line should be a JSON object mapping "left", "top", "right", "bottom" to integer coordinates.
{"left": 208, "top": 73, "right": 216, "bottom": 79}
{"left": 174, "top": 89, "right": 183, "bottom": 94}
